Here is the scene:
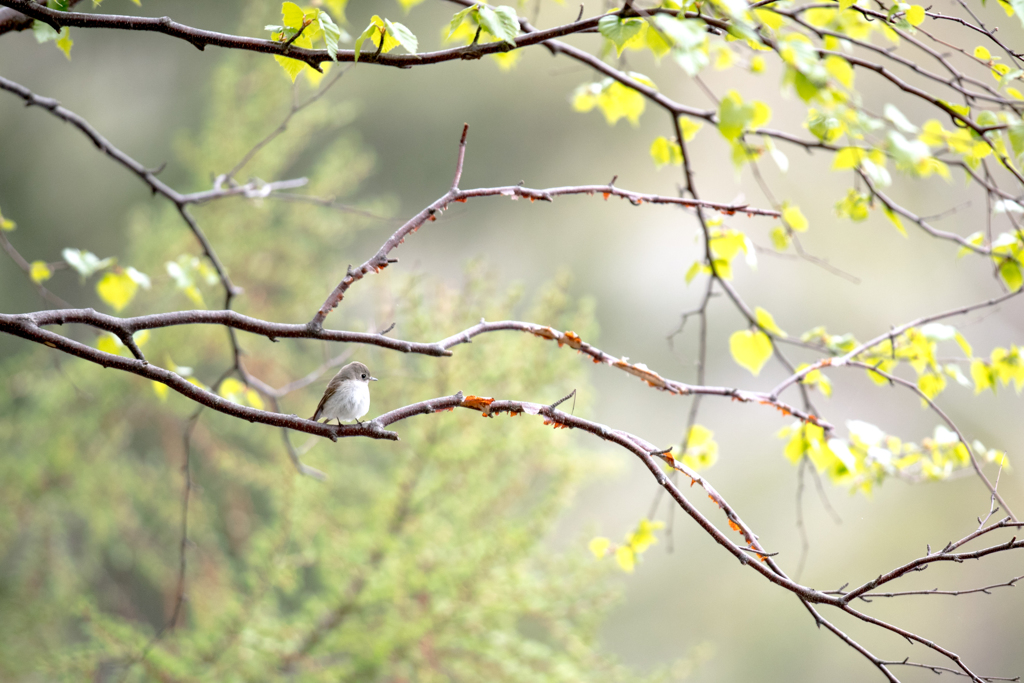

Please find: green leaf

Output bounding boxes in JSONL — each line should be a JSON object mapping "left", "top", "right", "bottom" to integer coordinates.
{"left": 32, "top": 20, "right": 59, "bottom": 43}
{"left": 384, "top": 19, "right": 418, "bottom": 54}
{"left": 1009, "top": 0, "right": 1024, "bottom": 28}
{"left": 62, "top": 248, "right": 114, "bottom": 279}
{"left": 448, "top": 5, "right": 477, "bottom": 38}
{"left": 599, "top": 15, "right": 644, "bottom": 56}
{"left": 477, "top": 5, "right": 518, "bottom": 45}
{"left": 730, "top": 329, "right": 773, "bottom": 375}
{"left": 125, "top": 266, "right": 151, "bottom": 289}
{"left": 353, "top": 20, "right": 380, "bottom": 63}
{"left": 884, "top": 103, "right": 919, "bottom": 134}
{"left": 318, "top": 11, "right": 343, "bottom": 60}
{"left": 652, "top": 15, "right": 708, "bottom": 76}
{"left": 1008, "top": 122, "right": 1024, "bottom": 159}
{"left": 718, "top": 90, "right": 755, "bottom": 141}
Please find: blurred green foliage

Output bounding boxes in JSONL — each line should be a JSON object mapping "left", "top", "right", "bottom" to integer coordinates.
{"left": 0, "top": 43, "right": 676, "bottom": 683}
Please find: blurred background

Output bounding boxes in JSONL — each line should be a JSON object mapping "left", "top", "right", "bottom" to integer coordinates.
{"left": 1, "top": 1, "right": 1022, "bottom": 681}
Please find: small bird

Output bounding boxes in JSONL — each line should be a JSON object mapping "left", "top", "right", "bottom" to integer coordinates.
{"left": 310, "top": 361, "right": 377, "bottom": 425}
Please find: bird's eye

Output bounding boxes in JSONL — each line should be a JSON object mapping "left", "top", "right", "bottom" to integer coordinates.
{"left": 361, "top": 373, "right": 367, "bottom": 379}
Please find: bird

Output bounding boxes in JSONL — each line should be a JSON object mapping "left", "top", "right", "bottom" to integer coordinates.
{"left": 310, "top": 361, "right": 377, "bottom": 425}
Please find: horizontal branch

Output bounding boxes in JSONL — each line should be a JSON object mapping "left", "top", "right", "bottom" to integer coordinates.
{"left": 852, "top": 575, "right": 1023, "bottom": 599}
{"left": 0, "top": 308, "right": 452, "bottom": 356}
{"left": 310, "top": 178, "right": 778, "bottom": 328}
{"left": 0, "top": 1, "right": 640, "bottom": 69}
{"left": 0, "top": 308, "right": 830, "bottom": 430}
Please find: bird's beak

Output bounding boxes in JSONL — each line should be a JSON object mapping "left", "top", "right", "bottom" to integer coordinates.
{"left": 369, "top": 376, "right": 378, "bottom": 381}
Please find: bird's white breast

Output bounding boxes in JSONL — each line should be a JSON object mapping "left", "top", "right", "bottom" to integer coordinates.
{"left": 322, "top": 380, "right": 371, "bottom": 421}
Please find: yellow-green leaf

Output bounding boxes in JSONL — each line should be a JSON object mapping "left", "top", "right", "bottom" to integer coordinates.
{"left": 718, "top": 90, "right": 754, "bottom": 140}
{"left": 833, "top": 147, "right": 866, "bottom": 170}
{"left": 905, "top": 5, "right": 925, "bottom": 26}
{"left": 974, "top": 46, "right": 992, "bottom": 61}
{"left": 752, "top": 8, "right": 784, "bottom": 30}
{"left": 96, "top": 271, "right": 139, "bottom": 312}
{"left": 627, "top": 519, "right": 664, "bottom": 554}
{"left": 824, "top": 55, "right": 854, "bottom": 88}
{"left": 770, "top": 226, "right": 790, "bottom": 251}
{"left": 96, "top": 332, "right": 123, "bottom": 356}
{"left": 882, "top": 205, "right": 907, "bottom": 237}
{"left": 219, "top": 377, "right": 247, "bottom": 403}
{"left": 685, "top": 261, "right": 705, "bottom": 285}
{"left": 599, "top": 80, "right": 647, "bottom": 126}
{"left": 29, "top": 261, "right": 52, "bottom": 283}
{"left": 678, "top": 116, "right": 703, "bottom": 141}
{"left": 245, "top": 389, "right": 265, "bottom": 410}
{"left": 589, "top": 537, "right": 611, "bottom": 558}
{"left": 0, "top": 206, "right": 15, "bottom": 231}
{"left": 56, "top": 27, "right": 72, "bottom": 59}
{"left": 865, "top": 359, "right": 898, "bottom": 385}
{"left": 971, "top": 359, "right": 995, "bottom": 394}
{"left": 650, "top": 136, "right": 682, "bottom": 168}
{"left": 755, "top": 306, "right": 786, "bottom": 336}
{"left": 998, "top": 258, "right": 1023, "bottom": 291}
{"left": 682, "top": 424, "right": 718, "bottom": 470}
{"left": 615, "top": 545, "right": 636, "bottom": 572}
{"left": 781, "top": 202, "right": 809, "bottom": 231}
{"left": 918, "top": 373, "right": 946, "bottom": 400}
{"left": 751, "top": 101, "right": 772, "bottom": 129}
{"left": 281, "top": 2, "right": 305, "bottom": 29}
{"left": 955, "top": 331, "right": 973, "bottom": 358}
{"left": 730, "top": 329, "right": 773, "bottom": 376}
{"left": 152, "top": 381, "right": 168, "bottom": 400}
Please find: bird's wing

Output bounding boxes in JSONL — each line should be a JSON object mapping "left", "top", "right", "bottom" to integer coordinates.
{"left": 311, "top": 382, "right": 335, "bottom": 421}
